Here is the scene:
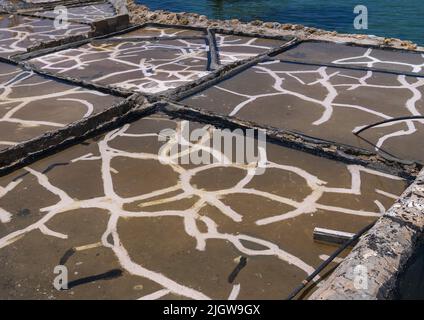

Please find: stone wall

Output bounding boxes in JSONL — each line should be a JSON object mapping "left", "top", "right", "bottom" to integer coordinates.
{"left": 126, "top": 0, "right": 422, "bottom": 51}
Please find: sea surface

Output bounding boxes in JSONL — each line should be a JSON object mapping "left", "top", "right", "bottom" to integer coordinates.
{"left": 136, "top": 0, "right": 424, "bottom": 45}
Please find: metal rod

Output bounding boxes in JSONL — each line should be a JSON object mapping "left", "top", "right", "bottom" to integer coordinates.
{"left": 286, "top": 222, "right": 375, "bottom": 300}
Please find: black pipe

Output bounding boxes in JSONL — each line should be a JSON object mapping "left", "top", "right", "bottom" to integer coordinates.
{"left": 286, "top": 222, "right": 375, "bottom": 300}
{"left": 354, "top": 116, "right": 424, "bottom": 136}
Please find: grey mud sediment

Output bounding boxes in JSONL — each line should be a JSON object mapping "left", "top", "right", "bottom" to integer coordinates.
{"left": 160, "top": 102, "right": 421, "bottom": 182}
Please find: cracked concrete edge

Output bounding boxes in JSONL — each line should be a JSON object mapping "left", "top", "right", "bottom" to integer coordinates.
{"left": 0, "top": 95, "right": 158, "bottom": 176}
{"left": 160, "top": 101, "right": 421, "bottom": 181}
{"left": 23, "top": 34, "right": 90, "bottom": 55}
{"left": 309, "top": 169, "right": 424, "bottom": 300}
{"left": 12, "top": 35, "right": 93, "bottom": 62}
{"left": 126, "top": 0, "right": 423, "bottom": 52}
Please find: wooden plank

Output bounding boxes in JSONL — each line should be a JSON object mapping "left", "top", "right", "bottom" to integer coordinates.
{"left": 313, "top": 227, "right": 356, "bottom": 246}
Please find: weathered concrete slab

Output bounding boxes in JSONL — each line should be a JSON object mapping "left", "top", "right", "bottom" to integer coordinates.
{"left": 28, "top": 26, "right": 288, "bottom": 93}
{"left": 0, "top": 60, "right": 123, "bottom": 153}
{"left": 181, "top": 59, "right": 424, "bottom": 164}
{"left": 0, "top": 13, "right": 91, "bottom": 58}
{"left": 0, "top": 111, "right": 408, "bottom": 299}
{"left": 276, "top": 41, "right": 424, "bottom": 76}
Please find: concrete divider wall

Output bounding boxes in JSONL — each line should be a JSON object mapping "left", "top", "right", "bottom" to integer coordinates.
{"left": 91, "top": 0, "right": 130, "bottom": 35}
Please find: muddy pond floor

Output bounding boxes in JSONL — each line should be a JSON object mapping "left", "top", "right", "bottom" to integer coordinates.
{"left": 29, "top": 26, "right": 288, "bottom": 93}
{"left": 0, "top": 2, "right": 423, "bottom": 300}
{"left": 0, "top": 113, "right": 408, "bottom": 299}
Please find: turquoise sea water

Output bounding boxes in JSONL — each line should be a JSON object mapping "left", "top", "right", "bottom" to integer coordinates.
{"left": 136, "top": 0, "right": 424, "bottom": 45}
